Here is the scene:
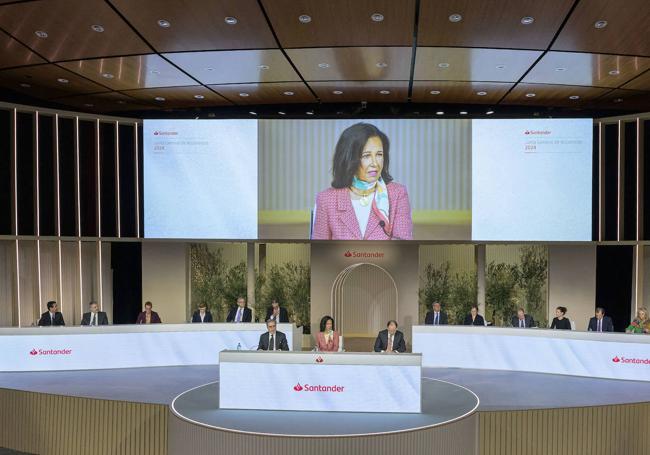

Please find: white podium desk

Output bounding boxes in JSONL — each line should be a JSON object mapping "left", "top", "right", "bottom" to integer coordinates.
{"left": 0, "top": 323, "right": 302, "bottom": 372}
{"left": 219, "top": 351, "right": 422, "bottom": 413}
{"left": 412, "top": 325, "right": 650, "bottom": 382}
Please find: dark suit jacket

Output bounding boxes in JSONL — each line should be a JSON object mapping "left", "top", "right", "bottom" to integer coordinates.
{"left": 257, "top": 330, "right": 289, "bottom": 351}
{"left": 373, "top": 329, "right": 407, "bottom": 353}
{"left": 463, "top": 314, "right": 485, "bottom": 326}
{"left": 226, "top": 306, "right": 252, "bottom": 323}
{"left": 424, "top": 311, "right": 448, "bottom": 325}
{"left": 191, "top": 311, "right": 213, "bottom": 323}
{"left": 511, "top": 314, "right": 535, "bottom": 328}
{"left": 81, "top": 311, "right": 108, "bottom": 326}
{"left": 136, "top": 311, "right": 161, "bottom": 324}
{"left": 588, "top": 316, "right": 614, "bottom": 332}
{"left": 265, "top": 307, "right": 289, "bottom": 323}
{"left": 38, "top": 311, "right": 65, "bottom": 326}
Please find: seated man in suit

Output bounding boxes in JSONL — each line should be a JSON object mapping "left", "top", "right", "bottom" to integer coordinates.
{"left": 424, "top": 301, "right": 448, "bottom": 325}
{"left": 226, "top": 297, "right": 252, "bottom": 323}
{"left": 374, "top": 320, "right": 406, "bottom": 353}
{"left": 265, "top": 299, "right": 289, "bottom": 323}
{"left": 588, "top": 307, "right": 614, "bottom": 332}
{"left": 191, "top": 302, "right": 213, "bottom": 323}
{"left": 38, "top": 301, "right": 65, "bottom": 326}
{"left": 81, "top": 301, "right": 108, "bottom": 326}
{"left": 257, "top": 319, "right": 289, "bottom": 351}
{"left": 511, "top": 308, "right": 535, "bottom": 328}
{"left": 136, "top": 301, "right": 162, "bottom": 324}
{"left": 463, "top": 305, "right": 485, "bottom": 326}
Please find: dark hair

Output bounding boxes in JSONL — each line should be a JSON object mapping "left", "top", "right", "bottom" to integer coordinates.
{"left": 331, "top": 123, "right": 393, "bottom": 188}
{"left": 144, "top": 301, "right": 153, "bottom": 308}
{"left": 470, "top": 305, "right": 479, "bottom": 312}
{"left": 198, "top": 303, "right": 207, "bottom": 309}
{"left": 320, "top": 315, "right": 335, "bottom": 332}
{"left": 47, "top": 301, "right": 56, "bottom": 310}
{"left": 556, "top": 306, "right": 567, "bottom": 315}
{"left": 596, "top": 307, "right": 605, "bottom": 314}
{"left": 517, "top": 307, "right": 525, "bottom": 313}
{"left": 266, "top": 319, "right": 277, "bottom": 327}
{"left": 432, "top": 301, "right": 441, "bottom": 307}
{"left": 88, "top": 301, "right": 97, "bottom": 307}
{"left": 387, "top": 319, "right": 398, "bottom": 328}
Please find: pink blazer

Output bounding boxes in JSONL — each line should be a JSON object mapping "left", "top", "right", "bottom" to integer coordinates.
{"left": 312, "top": 182, "right": 413, "bottom": 240}
{"left": 315, "top": 331, "right": 340, "bottom": 352}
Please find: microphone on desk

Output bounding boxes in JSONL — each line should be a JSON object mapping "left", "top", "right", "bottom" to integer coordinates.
{"left": 379, "top": 220, "right": 403, "bottom": 240}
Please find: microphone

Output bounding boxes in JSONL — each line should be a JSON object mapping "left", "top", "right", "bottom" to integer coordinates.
{"left": 379, "top": 220, "right": 403, "bottom": 240}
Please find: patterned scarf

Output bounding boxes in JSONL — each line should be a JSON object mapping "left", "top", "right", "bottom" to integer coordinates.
{"left": 351, "top": 176, "right": 391, "bottom": 234}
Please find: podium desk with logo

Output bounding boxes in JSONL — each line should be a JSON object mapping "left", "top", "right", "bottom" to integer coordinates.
{"left": 219, "top": 351, "right": 422, "bottom": 413}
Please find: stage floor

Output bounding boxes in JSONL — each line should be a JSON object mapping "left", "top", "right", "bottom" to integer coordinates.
{"left": 1, "top": 366, "right": 649, "bottom": 411}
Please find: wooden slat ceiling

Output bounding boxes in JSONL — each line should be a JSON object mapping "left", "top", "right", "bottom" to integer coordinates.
{"left": 0, "top": 0, "right": 647, "bottom": 114}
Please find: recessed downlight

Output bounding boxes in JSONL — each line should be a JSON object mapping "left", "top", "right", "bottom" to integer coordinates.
{"left": 258, "top": 64, "right": 270, "bottom": 70}
{"left": 249, "top": 111, "right": 257, "bottom": 115}
{"left": 429, "top": 90, "right": 441, "bottom": 95}
{"left": 298, "top": 14, "right": 312, "bottom": 24}
{"left": 318, "top": 63, "right": 330, "bottom": 68}
{"left": 157, "top": 19, "right": 171, "bottom": 28}
{"left": 495, "top": 64, "right": 506, "bottom": 69}
{"left": 90, "top": 24, "right": 104, "bottom": 33}
{"left": 459, "top": 111, "right": 468, "bottom": 115}
{"left": 376, "top": 62, "right": 388, "bottom": 68}
{"left": 449, "top": 13, "right": 462, "bottom": 23}
{"left": 438, "top": 62, "right": 450, "bottom": 68}
{"left": 57, "top": 78, "right": 69, "bottom": 84}
{"left": 486, "top": 110, "right": 494, "bottom": 115}
{"left": 194, "top": 94, "right": 205, "bottom": 99}
{"left": 278, "top": 111, "right": 286, "bottom": 115}
{"left": 379, "top": 90, "right": 391, "bottom": 95}
{"left": 613, "top": 98, "right": 623, "bottom": 103}
{"left": 436, "top": 111, "right": 444, "bottom": 115}
{"left": 332, "top": 90, "right": 344, "bottom": 95}
{"left": 283, "top": 91, "right": 295, "bottom": 96}
{"left": 555, "top": 67, "right": 567, "bottom": 72}
{"left": 150, "top": 69, "right": 160, "bottom": 75}
{"left": 239, "top": 92, "right": 250, "bottom": 97}
{"left": 525, "top": 93, "right": 536, "bottom": 97}
{"left": 116, "top": 100, "right": 126, "bottom": 104}
{"left": 206, "top": 67, "right": 214, "bottom": 71}
{"left": 19, "top": 83, "right": 31, "bottom": 88}
{"left": 608, "top": 69, "right": 620, "bottom": 75}
{"left": 306, "top": 111, "right": 314, "bottom": 115}
{"left": 35, "top": 30, "right": 48, "bottom": 38}
{"left": 371, "top": 13, "right": 384, "bottom": 22}
{"left": 84, "top": 103, "right": 94, "bottom": 107}
{"left": 154, "top": 96, "right": 166, "bottom": 101}
{"left": 224, "top": 16, "right": 238, "bottom": 25}
{"left": 476, "top": 91, "right": 487, "bottom": 96}
{"left": 521, "top": 16, "right": 534, "bottom": 25}
{"left": 101, "top": 73, "right": 114, "bottom": 79}
{"left": 594, "top": 20, "right": 608, "bottom": 29}
{"left": 569, "top": 95, "right": 580, "bottom": 100}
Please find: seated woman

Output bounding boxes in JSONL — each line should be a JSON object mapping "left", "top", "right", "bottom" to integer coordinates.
{"left": 136, "top": 301, "right": 162, "bottom": 324}
{"left": 315, "top": 315, "right": 340, "bottom": 352}
{"left": 312, "top": 122, "right": 413, "bottom": 240}
{"left": 463, "top": 306, "right": 485, "bottom": 326}
{"left": 550, "top": 306, "right": 571, "bottom": 330}
{"left": 626, "top": 307, "right": 650, "bottom": 334}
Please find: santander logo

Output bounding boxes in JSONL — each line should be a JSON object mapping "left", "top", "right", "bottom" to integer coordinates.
{"left": 293, "top": 383, "right": 304, "bottom": 391}
{"left": 524, "top": 129, "right": 551, "bottom": 135}
{"left": 344, "top": 251, "right": 352, "bottom": 257}
{"left": 343, "top": 250, "right": 384, "bottom": 258}
{"left": 293, "top": 382, "right": 345, "bottom": 393}
{"left": 612, "top": 355, "right": 649, "bottom": 365}
{"left": 29, "top": 349, "right": 38, "bottom": 356}
{"left": 315, "top": 356, "right": 324, "bottom": 363}
{"left": 29, "top": 348, "right": 72, "bottom": 356}
{"left": 612, "top": 356, "right": 621, "bottom": 363}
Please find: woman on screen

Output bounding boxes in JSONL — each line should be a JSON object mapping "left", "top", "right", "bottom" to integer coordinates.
{"left": 315, "top": 315, "right": 339, "bottom": 352}
{"left": 311, "top": 123, "right": 413, "bottom": 240}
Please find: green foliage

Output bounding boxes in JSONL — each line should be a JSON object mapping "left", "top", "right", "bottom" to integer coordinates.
{"left": 190, "top": 244, "right": 228, "bottom": 321}
{"left": 259, "top": 263, "right": 311, "bottom": 333}
{"left": 419, "top": 262, "right": 477, "bottom": 324}
{"left": 516, "top": 245, "right": 548, "bottom": 325}
{"left": 485, "top": 262, "right": 519, "bottom": 326}
{"left": 418, "top": 262, "right": 451, "bottom": 320}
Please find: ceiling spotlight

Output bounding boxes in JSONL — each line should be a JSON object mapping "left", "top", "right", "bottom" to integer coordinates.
{"left": 436, "top": 111, "right": 444, "bottom": 115}
{"left": 239, "top": 92, "right": 250, "bottom": 97}
{"left": 438, "top": 62, "right": 450, "bottom": 68}
{"left": 298, "top": 14, "right": 312, "bottom": 24}
{"left": 283, "top": 91, "right": 295, "bottom": 96}
{"left": 555, "top": 67, "right": 567, "bottom": 72}
{"left": 608, "top": 69, "right": 620, "bottom": 75}
{"left": 206, "top": 67, "right": 214, "bottom": 71}
{"left": 91, "top": 24, "right": 104, "bottom": 33}
{"left": 594, "top": 20, "right": 608, "bottom": 29}
{"left": 101, "top": 73, "right": 114, "bottom": 79}
{"left": 318, "top": 63, "right": 330, "bottom": 68}
{"left": 376, "top": 62, "right": 388, "bottom": 68}
{"left": 379, "top": 90, "right": 391, "bottom": 95}
{"left": 154, "top": 96, "right": 166, "bottom": 101}
{"left": 57, "top": 78, "right": 69, "bottom": 84}
{"left": 150, "top": 69, "right": 160, "bottom": 74}
{"left": 476, "top": 91, "right": 487, "bottom": 96}
{"left": 84, "top": 103, "right": 94, "bottom": 107}
{"left": 449, "top": 13, "right": 462, "bottom": 23}
{"left": 520, "top": 16, "right": 535, "bottom": 25}
{"left": 194, "top": 94, "right": 205, "bottom": 99}
{"left": 371, "top": 13, "right": 384, "bottom": 22}
{"left": 486, "top": 110, "right": 494, "bottom": 115}
{"left": 224, "top": 16, "right": 238, "bottom": 25}
{"left": 429, "top": 90, "right": 441, "bottom": 95}
{"left": 613, "top": 98, "right": 623, "bottom": 103}
{"left": 249, "top": 111, "right": 257, "bottom": 115}
{"left": 306, "top": 111, "right": 314, "bottom": 115}
{"left": 19, "top": 83, "right": 31, "bottom": 88}
{"left": 459, "top": 111, "right": 468, "bottom": 115}
{"left": 157, "top": 19, "right": 171, "bottom": 28}
{"left": 35, "top": 30, "right": 48, "bottom": 38}
{"left": 569, "top": 95, "right": 580, "bottom": 100}
{"left": 116, "top": 100, "right": 126, "bottom": 104}
{"left": 258, "top": 64, "right": 270, "bottom": 70}
{"left": 278, "top": 111, "right": 286, "bottom": 115}
{"left": 332, "top": 90, "right": 343, "bottom": 95}
{"left": 495, "top": 64, "right": 506, "bottom": 69}
{"left": 525, "top": 93, "right": 536, "bottom": 97}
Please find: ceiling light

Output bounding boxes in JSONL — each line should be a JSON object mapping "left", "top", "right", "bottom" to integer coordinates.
{"left": 449, "top": 13, "right": 462, "bottom": 23}
{"left": 613, "top": 98, "right": 623, "bottom": 103}
{"left": 84, "top": 103, "right": 94, "bottom": 107}
{"left": 459, "top": 111, "right": 468, "bottom": 115}
{"left": 278, "top": 111, "right": 286, "bottom": 115}
{"left": 258, "top": 64, "right": 270, "bottom": 70}
{"left": 376, "top": 62, "right": 388, "bottom": 68}
{"left": 569, "top": 95, "right": 580, "bottom": 100}
{"left": 154, "top": 96, "right": 166, "bottom": 101}
{"left": 157, "top": 19, "right": 171, "bottom": 28}
{"left": 429, "top": 90, "right": 441, "bottom": 95}
{"left": 149, "top": 69, "right": 160, "bottom": 75}
{"left": 318, "top": 63, "right": 330, "bottom": 68}
{"left": 206, "top": 67, "right": 214, "bottom": 71}
{"left": 608, "top": 69, "right": 620, "bottom": 75}
{"left": 249, "top": 111, "right": 257, "bottom": 115}
{"left": 594, "top": 20, "right": 608, "bottom": 29}
{"left": 239, "top": 92, "right": 250, "bottom": 97}
{"left": 194, "top": 94, "right": 205, "bottom": 99}
{"left": 306, "top": 111, "right": 314, "bottom": 115}
{"left": 371, "top": 13, "right": 384, "bottom": 22}
{"left": 57, "top": 78, "right": 69, "bottom": 84}
{"left": 298, "top": 14, "right": 312, "bottom": 24}
{"left": 35, "top": 30, "right": 48, "bottom": 38}
{"left": 525, "top": 93, "right": 536, "bottom": 97}
{"left": 101, "top": 73, "right": 114, "bottom": 79}
{"left": 476, "top": 91, "right": 487, "bottom": 96}
{"left": 379, "top": 90, "right": 391, "bottom": 95}
{"left": 224, "top": 16, "right": 238, "bottom": 25}
{"left": 521, "top": 16, "right": 534, "bottom": 25}
{"left": 495, "top": 64, "right": 505, "bottom": 69}
{"left": 283, "top": 91, "right": 294, "bottom": 96}
{"left": 486, "top": 110, "right": 494, "bottom": 115}
{"left": 438, "top": 62, "right": 450, "bottom": 68}
{"left": 555, "top": 67, "right": 567, "bottom": 72}
{"left": 90, "top": 24, "right": 104, "bottom": 33}
{"left": 19, "top": 83, "right": 31, "bottom": 88}
{"left": 330, "top": 90, "right": 342, "bottom": 95}
{"left": 116, "top": 100, "right": 126, "bottom": 104}
{"left": 436, "top": 111, "right": 444, "bottom": 115}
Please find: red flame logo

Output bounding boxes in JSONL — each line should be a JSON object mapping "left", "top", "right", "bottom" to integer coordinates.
{"left": 344, "top": 251, "right": 352, "bottom": 257}
{"left": 29, "top": 349, "right": 38, "bottom": 356}
{"left": 154, "top": 131, "right": 159, "bottom": 135}
{"left": 293, "top": 383, "right": 303, "bottom": 391}
{"left": 612, "top": 356, "right": 621, "bottom": 363}
{"left": 524, "top": 130, "right": 530, "bottom": 135}
{"left": 315, "top": 356, "right": 324, "bottom": 363}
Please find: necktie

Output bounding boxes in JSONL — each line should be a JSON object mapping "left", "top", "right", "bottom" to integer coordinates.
{"left": 235, "top": 308, "right": 241, "bottom": 322}
{"left": 598, "top": 319, "right": 602, "bottom": 332}
{"left": 434, "top": 313, "right": 438, "bottom": 325}
{"left": 269, "top": 334, "right": 275, "bottom": 351}
{"left": 90, "top": 314, "right": 95, "bottom": 326}
{"left": 51, "top": 314, "right": 54, "bottom": 325}
{"left": 520, "top": 319, "right": 523, "bottom": 328}
{"left": 388, "top": 334, "right": 393, "bottom": 352}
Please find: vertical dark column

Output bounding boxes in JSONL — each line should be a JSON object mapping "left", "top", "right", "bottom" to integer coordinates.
{"left": 38, "top": 115, "right": 56, "bottom": 236}
{"left": 623, "top": 122, "right": 637, "bottom": 240}
{"left": 16, "top": 112, "right": 35, "bottom": 235}
{"left": 58, "top": 117, "right": 76, "bottom": 237}
{"left": 0, "top": 110, "right": 11, "bottom": 235}
{"left": 111, "top": 242, "right": 142, "bottom": 324}
{"left": 595, "top": 246, "right": 633, "bottom": 332}
{"left": 99, "top": 122, "right": 117, "bottom": 237}
{"left": 602, "top": 123, "right": 618, "bottom": 241}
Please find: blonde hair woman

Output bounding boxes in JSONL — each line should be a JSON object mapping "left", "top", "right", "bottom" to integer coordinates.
{"left": 626, "top": 307, "right": 650, "bottom": 334}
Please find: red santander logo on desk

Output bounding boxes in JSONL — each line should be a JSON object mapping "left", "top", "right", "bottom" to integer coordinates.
{"left": 612, "top": 355, "right": 649, "bottom": 365}
{"left": 293, "top": 382, "right": 345, "bottom": 393}
{"left": 29, "top": 348, "right": 72, "bottom": 356}
{"left": 315, "top": 356, "right": 324, "bottom": 363}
